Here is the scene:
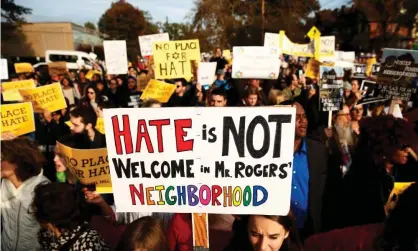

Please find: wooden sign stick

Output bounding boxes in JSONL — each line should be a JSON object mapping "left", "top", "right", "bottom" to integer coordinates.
{"left": 192, "top": 213, "right": 209, "bottom": 251}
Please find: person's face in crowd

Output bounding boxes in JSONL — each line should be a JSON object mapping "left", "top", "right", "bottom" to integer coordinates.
{"left": 249, "top": 79, "right": 260, "bottom": 89}
{"left": 62, "top": 78, "right": 70, "bottom": 87}
{"left": 350, "top": 105, "right": 363, "bottom": 122}
{"left": 79, "top": 72, "right": 86, "bottom": 81}
{"left": 128, "top": 78, "right": 137, "bottom": 91}
{"left": 150, "top": 103, "right": 162, "bottom": 108}
{"left": 344, "top": 89, "right": 352, "bottom": 98}
{"left": 351, "top": 80, "right": 359, "bottom": 92}
{"left": 69, "top": 116, "right": 89, "bottom": 134}
{"left": 209, "top": 94, "right": 227, "bottom": 107}
{"left": 217, "top": 73, "right": 224, "bottom": 80}
{"left": 0, "top": 160, "right": 16, "bottom": 179}
{"left": 87, "top": 88, "right": 96, "bottom": 102}
{"left": 53, "top": 146, "right": 66, "bottom": 172}
{"left": 335, "top": 106, "right": 351, "bottom": 128}
{"left": 295, "top": 103, "right": 308, "bottom": 139}
{"left": 117, "top": 77, "right": 123, "bottom": 86}
{"left": 69, "top": 72, "right": 76, "bottom": 80}
{"left": 390, "top": 146, "right": 410, "bottom": 165}
{"left": 175, "top": 81, "right": 185, "bottom": 95}
{"left": 247, "top": 216, "right": 289, "bottom": 251}
{"left": 92, "top": 74, "right": 99, "bottom": 82}
{"left": 96, "top": 82, "right": 104, "bottom": 92}
{"left": 291, "top": 74, "right": 300, "bottom": 88}
{"left": 109, "top": 80, "right": 118, "bottom": 91}
{"left": 216, "top": 48, "right": 222, "bottom": 57}
{"left": 245, "top": 94, "right": 258, "bottom": 106}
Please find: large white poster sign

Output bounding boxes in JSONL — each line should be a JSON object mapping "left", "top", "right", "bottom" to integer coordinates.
{"left": 103, "top": 40, "right": 128, "bottom": 74}
{"left": 138, "top": 33, "right": 170, "bottom": 57}
{"left": 103, "top": 107, "right": 296, "bottom": 215}
{"left": 198, "top": 62, "right": 217, "bottom": 86}
{"left": 232, "top": 47, "right": 281, "bottom": 79}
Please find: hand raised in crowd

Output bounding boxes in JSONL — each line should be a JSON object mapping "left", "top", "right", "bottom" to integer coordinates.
{"left": 1, "top": 131, "right": 17, "bottom": 141}
{"left": 83, "top": 188, "right": 106, "bottom": 205}
{"left": 42, "top": 109, "right": 53, "bottom": 123}
{"left": 324, "top": 127, "right": 333, "bottom": 139}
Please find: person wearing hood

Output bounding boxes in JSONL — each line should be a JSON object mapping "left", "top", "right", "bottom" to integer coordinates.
{"left": 1, "top": 137, "right": 50, "bottom": 251}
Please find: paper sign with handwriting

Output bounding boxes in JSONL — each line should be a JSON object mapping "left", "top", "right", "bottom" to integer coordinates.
{"left": 153, "top": 39, "right": 201, "bottom": 79}
{"left": 1, "top": 102, "right": 35, "bottom": 137}
{"left": 198, "top": 62, "right": 217, "bottom": 86}
{"left": 14, "top": 63, "right": 33, "bottom": 73}
{"left": 19, "top": 83, "right": 67, "bottom": 113}
{"left": 56, "top": 142, "right": 111, "bottom": 186}
{"left": 232, "top": 47, "right": 280, "bottom": 79}
{"left": 104, "top": 40, "right": 128, "bottom": 74}
{"left": 103, "top": 107, "right": 296, "bottom": 214}
{"left": 140, "top": 79, "right": 176, "bottom": 103}
{"left": 139, "top": 33, "right": 170, "bottom": 57}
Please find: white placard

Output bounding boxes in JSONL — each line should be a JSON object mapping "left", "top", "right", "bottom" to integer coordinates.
{"left": 103, "top": 107, "right": 296, "bottom": 215}
{"left": 264, "top": 32, "right": 280, "bottom": 48}
{"left": 319, "top": 36, "right": 335, "bottom": 56}
{"left": 88, "top": 52, "right": 97, "bottom": 61}
{"left": 232, "top": 47, "right": 281, "bottom": 79}
{"left": 320, "top": 51, "right": 355, "bottom": 63}
{"left": 103, "top": 40, "right": 128, "bottom": 74}
{"left": 198, "top": 62, "right": 217, "bottom": 86}
{"left": 139, "top": 33, "right": 170, "bottom": 56}
{"left": 1, "top": 59, "right": 9, "bottom": 80}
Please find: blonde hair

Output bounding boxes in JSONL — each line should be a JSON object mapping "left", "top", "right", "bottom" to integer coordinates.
{"left": 267, "top": 89, "right": 287, "bottom": 105}
{"left": 122, "top": 216, "right": 167, "bottom": 251}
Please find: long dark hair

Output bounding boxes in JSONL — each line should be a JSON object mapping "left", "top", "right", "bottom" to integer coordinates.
{"left": 375, "top": 182, "right": 418, "bottom": 251}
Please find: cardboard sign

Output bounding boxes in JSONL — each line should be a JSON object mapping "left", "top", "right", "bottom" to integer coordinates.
{"left": 48, "top": 61, "right": 68, "bottom": 76}
{"left": 103, "top": 107, "right": 296, "bottom": 214}
{"left": 19, "top": 83, "right": 67, "bottom": 113}
{"left": 357, "top": 80, "right": 387, "bottom": 105}
{"left": 305, "top": 59, "right": 321, "bottom": 80}
{"left": 140, "top": 79, "right": 176, "bottom": 103}
{"left": 1, "top": 58, "right": 9, "bottom": 79}
{"left": 198, "top": 62, "right": 217, "bottom": 86}
{"left": 1, "top": 102, "right": 35, "bottom": 137}
{"left": 56, "top": 142, "right": 111, "bottom": 186}
{"left": 319, "top": 66, "right": 344, "bottom": 111}
{"left": 152, "top": 39, "right": 201, "bottom": 79}
{"left": 14, "top": 62, "right": 34, "bottom": 73}
{"left": 376, "top": 48, "right": 418, "bottom": 101}
{"left": 232, "top": 47, "right": 281, "bottom": 79}
{"left": 138, "top": 33, "right": 170, "bottom": 57}
{"left": 96, "top": 117, "right": 105, "bottom": 134}
{"left": 1, "top": 79, "right": 36, "bottom": 101}
{"left": 353, "top": 64, "right": 367, "bottom": 78}
{"left": 104, "top": 40, "right": 128, "bottom": 74}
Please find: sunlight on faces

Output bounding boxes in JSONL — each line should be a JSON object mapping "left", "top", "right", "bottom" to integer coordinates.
{"left": 248, "top": 216, "right": 289, "bottom": 251}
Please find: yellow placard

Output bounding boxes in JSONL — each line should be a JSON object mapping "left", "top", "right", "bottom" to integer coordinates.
{"left": 14, "top": 63, "right": 34, "bottom": 73}
{"left": 96, "top": 184, "right": 113, "bottom": 194}
{"left": 140, "top": 79, "right": 176, "bottom": 103}
{"left": 305, "top": 59, "right": 321, "bottom": 80}
{"left": 1, "top": 102, "right": 35, "bottom": 137}
{"left": 19, "top": 83, "right": 67, "bottom": 113}
{"left": 65, "top": 121, "right": 72, "bottom": 127}
{"left": 307, "top": 26, "right": 321, "bottom": 39}
{"left": 152, "top": 39, "right": 201, "bottom": 79}
{"left": 223, "top": 49, "right": 232, "bottom": 60}
{"left": 385, "top": 182, "right": 415, "bottom": 215}
{"left": 366, "top": 57, "right": 377, "bottom": 76}
{"left": 95, "top": 117, "right": 105, "bottom": 134}
{"left": 56, "top": 141, "right": 111, "bottom": 186}
{"left": 85, "top": 70, "right": 102, "bottom": 80}
{"left": 1, "top": 79, "right": 36, "bottom": 101}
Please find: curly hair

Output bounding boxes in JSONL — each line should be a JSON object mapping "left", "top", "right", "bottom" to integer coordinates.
{"left": 31, "top": 183, "right": 86, "bottom": 231}
{"left": 1, "top": 137, "right": 45, "bottom": 181}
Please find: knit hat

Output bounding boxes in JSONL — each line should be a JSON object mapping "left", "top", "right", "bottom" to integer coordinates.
{"left": 343, "top": 81, "right": 352, "bottom": 90}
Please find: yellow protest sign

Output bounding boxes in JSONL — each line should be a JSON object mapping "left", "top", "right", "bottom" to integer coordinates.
{"left": 223, "top": 49, "right": 232, "bottom": 60}
{"left": 385, "top": 182, "right": 415, "bottom": 215}
{"left": 307, "top": 26, "right": 321, "bottom": 39}
{"left": 305, "top": 59, "right": 321, "bottom": 80}
{"left": 366, "top": 57, "right": 377, "bottom": 76}
{"left": 1, "top": 102, "right": 35, "bottom": 137}
{"left": 95, "top": 117, "right": 105, "bottom": 134}
{"left": 153, "top": 39, "right": 201, "bottom": 79}
{"left": 85, "top": 70, "right": 102, "bottom": 80}
{"left": 14, "top": 63, "right": 34, "bottom": 73}
{"left": 19, "top": 82, "right": 67, "bottom": 113}
{"left": 1, "top": 79, "right": 36, "bottom": 101}
{"left": 96, "top": 184, "right": 113, "bottom": 194}
{"left": 140, "top": 79, "right": 176, "bottom": 103}
{"left": 56, "top": 141, "right": 111, "bottom": 186}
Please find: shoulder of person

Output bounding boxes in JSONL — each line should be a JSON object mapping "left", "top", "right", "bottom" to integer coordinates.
{"left": 306, "top": 138, "right": 327, "bottom": 153}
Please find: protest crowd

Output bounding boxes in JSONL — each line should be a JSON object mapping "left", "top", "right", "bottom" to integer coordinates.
{"left": 1, "top": 28, "right": 418, "bottom": 251}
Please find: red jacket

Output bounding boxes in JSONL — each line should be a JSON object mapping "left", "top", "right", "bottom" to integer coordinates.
{"left": 168, "top": 214, "right": 193, "bottom": 251}
{"left": 304, "top": 223, "right": 384, "bottom": 251}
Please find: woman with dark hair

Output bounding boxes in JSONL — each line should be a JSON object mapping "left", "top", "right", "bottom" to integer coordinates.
{"left": 1, "top": 137, "right": 50, "bottom": 251}
{"left": 32, "top": 182, "right": 110, "bottom": 251}
{"left": 121, "top": 216, "right": 167, "bottom": 251}
{"left": 224, "top": 213, "right": 302, "bottom": 251}
{"left": 339, "top": 115, "right": 418, "bottom": 228}
{"left": 61, "top": 77, "right": 81, "bottom": 107}
{"left": 78, "top": 84, "right": 102, "bottom": 115}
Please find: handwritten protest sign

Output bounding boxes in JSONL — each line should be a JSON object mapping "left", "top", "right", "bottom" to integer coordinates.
{"left": 319, "top": 36, "right": 335, "bottom": 57}
{"left": 353, "top": 64, "right": 367, "bottom": 78}
{"left": 48, "top": 61, "right": 68, "bottom": 76}
{"left": 1, "top": 79, "right": 36, "bottom": 101}
{"left": 357, "top": 80, "right": 387, "bottom": 105}
{"left": 96, "top": 117, "right": 105, "bottom": 134}
{"left": 103, "top": 107, "right": 296, "bottom": 215}
{"left": 140, "top": 79, "right": 176, "bottom": 103}
{"left": 1, "top": 102, "right": 35, "bottom": 137}
{"left": 56, "top": 142, "right": 111, "bottom": 186}
{"left": 1, "top": 59, "right": 8, "bottom": 79}
{"left": 319, "top": 66, "right": 344, "bottom": 111}
{"left": 198, "top": 62, "right": 217, "bottom": 86}
{"left": 232, "top": 47, "right": 281, "bottom": 79}
{"left": 14, "top": 62, "right": 33, "bottom": 73}
{"left": 376, "top": 48, "right": 418, "bottom": 101}
{"left": 19, "top": 83, "right": 67, "bottom": 113}
{"left": 104, "top": 40, "right": 128, "bottom": 74}
{"left": 152, "top": 39, "right": 201, "bottom": 79}
{"left": 139, "top": 33, "right": 170, "bottom": 57}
